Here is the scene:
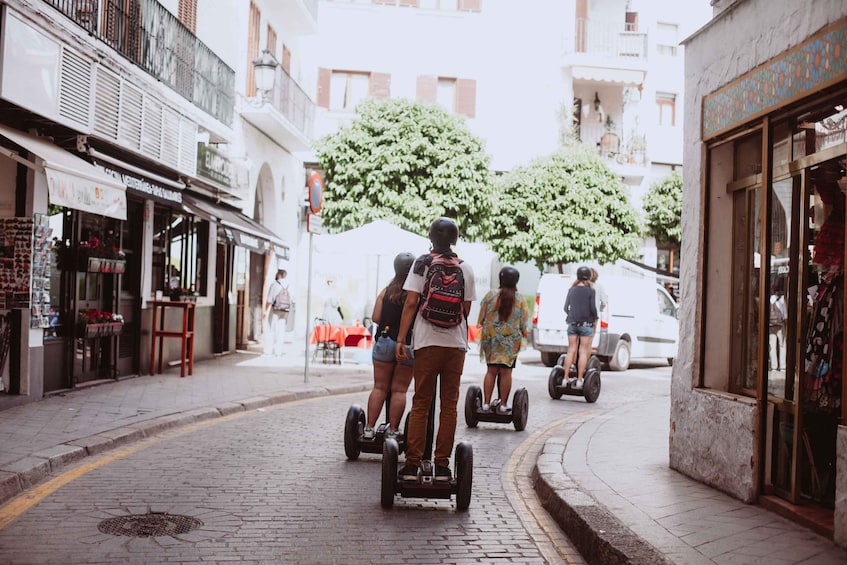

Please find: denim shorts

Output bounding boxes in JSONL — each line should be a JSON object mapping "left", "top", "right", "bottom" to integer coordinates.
{"left": 372, "top": 335, "right": 414, "bottom": 367}
{"left": 567, "top": 323, "right": 594, "bottom": 337}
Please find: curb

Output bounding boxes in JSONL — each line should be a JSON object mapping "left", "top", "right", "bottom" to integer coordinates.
{"left": 0, "top": 381, "right": 372, "bottom": 507}
{"left": 533, "top": 437, "right": 670, "bottom": 565}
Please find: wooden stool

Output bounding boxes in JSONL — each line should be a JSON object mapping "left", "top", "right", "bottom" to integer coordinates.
{"left": 150, "top": 300, "right": 196, "bottom": 378}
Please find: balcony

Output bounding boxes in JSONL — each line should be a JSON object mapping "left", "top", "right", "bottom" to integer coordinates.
{"left": 579, "top": 121, "right": 648, "bottom": 183}
{"left": 43, "top": 0, "right": 235, "bottom": 126}
{"left": 576, "top": 18, "right": 647, "bottom": 58}
{"left": 239, "top": 66, "right": 315, "bottom": 151}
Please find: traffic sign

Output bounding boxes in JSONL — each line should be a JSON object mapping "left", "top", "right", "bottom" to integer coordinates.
{"left": 308, "top": 172, "right": 323, "bottom": 214}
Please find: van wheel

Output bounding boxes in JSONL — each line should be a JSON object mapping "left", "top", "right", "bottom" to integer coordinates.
{"left": 608, "top": 340, "right": 631, "bottom": 371}
{"left": 540, "top": 352, "right": 559, "bottom": 367}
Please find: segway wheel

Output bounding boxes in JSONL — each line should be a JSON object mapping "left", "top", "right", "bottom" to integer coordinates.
{"left": 583, "top": 371, "right": 601, "bottom": 403}
{"left": 547, "top": 366, "right": 564, "bottom": 399}
{"left": 455, "top": 442, "right": 473, "bottom": 511}
{"left": 344, "top": 405, "right": 365, "bottom": 460}
{"left": 512, "top": 388, "right": 529, "bottom": 431}
{"left": 381, "top": 438, "right": 399, "bottom": 509}
{"left": 464, "top": 385, "right": 482, "bottom": 428}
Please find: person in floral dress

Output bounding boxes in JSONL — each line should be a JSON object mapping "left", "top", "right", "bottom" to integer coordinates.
{"left": 477, "top": 266, "right": 529, "bottom": 413}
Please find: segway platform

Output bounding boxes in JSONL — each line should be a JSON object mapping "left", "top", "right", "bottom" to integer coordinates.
{"left": 344, "top": 404, "right": 409, "bottom": 460}
{"left": 547, "top": 354, "right": 601, "bottom": 403}
{"left": 381, "top": 439, "right": 473, "bottom": 511}
{"left": 464, "top": 385, "right": 528, "bottom": 431}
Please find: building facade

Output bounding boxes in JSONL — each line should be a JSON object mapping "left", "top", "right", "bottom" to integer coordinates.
{"left": 673, "top": 0, "right": 847, "bottom": 544}
{"left": 0, "top": 0, "right": 316, "bottom": 405}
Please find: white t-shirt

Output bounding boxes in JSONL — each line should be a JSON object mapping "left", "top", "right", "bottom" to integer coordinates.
{"left": 403, "top": 255, "right": 476, "bottom": 351}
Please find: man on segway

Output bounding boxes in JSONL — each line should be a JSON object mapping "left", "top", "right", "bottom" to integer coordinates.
{"left": 395, "top": 217, "right": 476, "bottom": 483}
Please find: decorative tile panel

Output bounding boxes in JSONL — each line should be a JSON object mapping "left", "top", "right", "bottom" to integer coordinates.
{"left": 702, "top": 18, "right": 847, "bottom": 139}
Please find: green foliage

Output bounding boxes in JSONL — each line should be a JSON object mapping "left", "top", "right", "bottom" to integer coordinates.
{"left": 642, "top": 170, "right": 683, "bottom": 246}
{"left": 484, "top": 142, "right": 640, "bottom": 271}
{"left": 313, "top": 98, "right": 493, "bottom": 240}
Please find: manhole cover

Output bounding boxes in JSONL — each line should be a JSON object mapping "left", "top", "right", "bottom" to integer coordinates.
{"left": 98, "top": 512, "right": 203, "bottom": 538}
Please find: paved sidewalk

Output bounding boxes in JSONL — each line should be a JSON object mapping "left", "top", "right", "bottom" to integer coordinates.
{"left": 535, "top": 394, "right": 847, "bottom": 564}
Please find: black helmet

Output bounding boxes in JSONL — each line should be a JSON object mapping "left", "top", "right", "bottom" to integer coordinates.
{"left": 428, "top": 217, "right": 459, "bottom": 248}
{"left": 393, "top": 252, "right": 415, "bottom": 278}
{"left": 576, "top": 266, "right": 592, "bottom": 281}
{"left": 499, "top": 266, "right": 520, "bottom": 288}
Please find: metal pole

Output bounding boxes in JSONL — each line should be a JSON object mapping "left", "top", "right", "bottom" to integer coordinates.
{"left": 304, "top": 231, "right": 314, "bottom": 383}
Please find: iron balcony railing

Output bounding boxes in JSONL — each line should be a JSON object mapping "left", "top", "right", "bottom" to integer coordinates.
{"left": 44, "top": 0, "right": 235, "bottom": 125}
{"left": 575, "top": 18, "right": 647, "bottom": 59}
{"left": 266, "top": 65, "right": 315, "bottom": 140}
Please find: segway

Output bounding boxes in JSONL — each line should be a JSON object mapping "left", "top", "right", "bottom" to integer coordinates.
{"left": 464, "top": 384, "right": 528, "bottom": 431}
{"left": 344, "top": 402, "right": 410, "bottom": 460}
{"left": 547, "top": 352, "right": 601, "bottom": 403}
{"left": 381, "top": 393, "right": 473, "bottom": 511}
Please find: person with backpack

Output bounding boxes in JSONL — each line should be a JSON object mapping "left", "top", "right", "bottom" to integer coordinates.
{"left": 263, "top": 269, "right": 291, "bottom": 357}
{"left": 394, "top": 217, "right": 476, "bottom": 483}
{"left": 769, "top": 281, "right": 787, "bottom": 371}
{"left": 362, "top": 252, "right": 417, "bottom": 440}
{"left": 476, "top": 266, "right": 528, "bottom": 414}
{"left": 561, "top": 266, "right": 598, "bottom": 389}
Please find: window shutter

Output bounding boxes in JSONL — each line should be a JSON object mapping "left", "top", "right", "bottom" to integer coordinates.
{"left": 458, "top": 0, "right": 481, "bottom": 11}
{"left": 416, "top": 75, "right": 437, "bottom": 102}
{"left": 178, "top": 0, "right": 197, "bottom": 34}
{"left": 369, "top": 73, "right": 391, "bottom": 99}
{"left": 372, "top": 0, "right": 396, "bottom": 5}
{"left": 455, "top": 78, "right": 476, "bottom": 118}
{"left": 317, "top": 68, "right": 331, "bottom": 108}
{"left": 399, "top": 0, "right": 419, "bottom": 7}
{"left": 267, "top": 25, "right": 277, "bottom": 56}
{"left": 247, "top": 1, "right": 261, "bottom": 97}
{"left": 282, "top": 45, "right": 292, "bottom": 74}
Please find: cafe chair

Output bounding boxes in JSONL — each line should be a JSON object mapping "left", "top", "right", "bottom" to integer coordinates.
{"left": 313, "top": 317, "right": 340, "bottom": 365}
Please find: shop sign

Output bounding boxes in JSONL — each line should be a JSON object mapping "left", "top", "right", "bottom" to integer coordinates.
{"left": 46, "top": 169, "right": 127, "bottom": 220}
{"left": 97, "top": 164, "right": 183, "bottom": 204}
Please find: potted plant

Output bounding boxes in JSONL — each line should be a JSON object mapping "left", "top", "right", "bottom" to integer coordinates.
{"left": 77, "top": 309, "right": 124, "bottom": 338}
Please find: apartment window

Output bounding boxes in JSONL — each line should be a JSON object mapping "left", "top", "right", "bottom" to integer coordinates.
{"left": 151, "top": 206, "right": 208, "bottom": 296}
{"left": 656, "top": 22, "right": 679, "bottom": 57}
{"left": 177, "top": 0, "right": 197, "bottom": 33}
{"left": 657, "top": 93, "right": 676, "bottom": 126}
{"left": 436, "top": 78, "right": 456, "bottom": 111}
{"left": 330, "top": 71, "right": 370, "bottom": 110}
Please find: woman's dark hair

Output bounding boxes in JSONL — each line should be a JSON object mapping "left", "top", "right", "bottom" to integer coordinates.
{"left": 497, "top": 286, "right": 517, "bottom": 323}
{"left": 386, "top": 252, "right": 414, "bottom": 304}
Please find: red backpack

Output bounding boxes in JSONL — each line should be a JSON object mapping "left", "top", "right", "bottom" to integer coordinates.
{"left": 419, "top": 253, "right": 465, "bottom": 328}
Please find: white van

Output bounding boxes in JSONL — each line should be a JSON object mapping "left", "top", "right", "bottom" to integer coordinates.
{"left": 531, "top": 273, "right": 679, "bottom": 370}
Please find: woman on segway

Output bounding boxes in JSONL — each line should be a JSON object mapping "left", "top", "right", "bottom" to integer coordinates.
{"left": 476, "top": 266, "right": 529, "bottom": 413}
{"left": 561, "top": 266, "right": 598, "bottom": 389}
{"left": 362, "top": 252, "right": 416, "bottom": 440}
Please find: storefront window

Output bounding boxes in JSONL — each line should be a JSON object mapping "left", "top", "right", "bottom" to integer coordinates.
{"left": 767, "top": 176, "right": 796, "bottom": 400}
{"left": 792, "top": 99, "right": 847, "bottom": 159}
{"left": 151, "top": 205, "right": 208, "bottom": 296}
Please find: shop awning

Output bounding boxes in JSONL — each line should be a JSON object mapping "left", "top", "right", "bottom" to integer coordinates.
{"left": 571, "top": 65, "right": 645, "bottom": 86}
{"left": 182, "top": 194, "right": 289, "bottom": 256}
{"left": 0, "top": 124, "right": 127, "bottom": 220}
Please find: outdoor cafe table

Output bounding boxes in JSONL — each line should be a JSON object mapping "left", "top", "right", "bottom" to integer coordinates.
{"left": 310, "top": 325, "right": 373, "bottom": 349}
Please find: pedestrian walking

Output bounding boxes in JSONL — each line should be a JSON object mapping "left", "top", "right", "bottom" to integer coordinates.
{"left": 561, "top": 266, "right": 598, "bottom": 389}
{"left": 363, "top": 252, "right": 416, "bottom": 439}
{"left": 395, "top": 217, "right": 476, "bottom": 483}
{"left": 476, "top": 266, "right": 528, "bottom": 413}
{"left": 263, "top": 269, "right": 291, "bottom": 357}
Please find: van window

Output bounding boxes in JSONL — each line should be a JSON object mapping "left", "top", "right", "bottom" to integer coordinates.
{"left": 658, "top": 289, "right": 676, "bottom": 317}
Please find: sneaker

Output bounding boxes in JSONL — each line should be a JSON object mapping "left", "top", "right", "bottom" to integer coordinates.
{"left": 385, "top": 428, "right": 398, "bottom": 441}
{"left": 497, "top": 404, "right": 511, "bottom": 415}
{"left": 398, "top": 464, "right": 419, "bottom": 482}
{"left": 481, "top": 403, "right": 490, "bottom": 412}
{"left": 435, "top": 465, "right": 452, "bottom": 482}
{"left": 362, "top": 426, "right": 375, "bottom": 440}
{"left": 575, "top": 379, "right": 584, "bottom": 389}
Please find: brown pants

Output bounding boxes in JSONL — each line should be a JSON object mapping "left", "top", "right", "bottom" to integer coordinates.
{"left": 404, "top": 346, "right": 466, "bottom": 468}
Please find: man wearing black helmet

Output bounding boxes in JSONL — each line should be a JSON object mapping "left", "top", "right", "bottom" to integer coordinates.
{"left": 395, "top": 217, "right": 476, "bottom": 483}
{"left": 562, "top": 266, "right": 598, "bottom": 389}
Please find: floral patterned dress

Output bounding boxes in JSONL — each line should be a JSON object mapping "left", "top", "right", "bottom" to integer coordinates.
{"left": 477, "top": 290, "right": 528, "bottom": 366}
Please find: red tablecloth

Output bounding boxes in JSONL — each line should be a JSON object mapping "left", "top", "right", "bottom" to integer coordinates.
{"left": 311, "top": 325, "right": 372, "bottom": 348}
{"left": 469, "top": 324, "right": 480, "bottom": 343}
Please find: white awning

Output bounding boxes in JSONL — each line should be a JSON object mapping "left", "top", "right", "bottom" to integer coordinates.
{"left": 572, "top": 65, "right": 645, "bottom": 86}
{"left": 0, "top": 124, "right": 127, "bottom": 220}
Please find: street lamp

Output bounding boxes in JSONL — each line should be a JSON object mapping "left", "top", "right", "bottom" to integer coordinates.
{"left": 252, "top": 49, "right": 279, "bottom": 101}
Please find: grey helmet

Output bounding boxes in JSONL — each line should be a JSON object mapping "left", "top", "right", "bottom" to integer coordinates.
{"left": 393, "top": 252, "right": 415, "bottom": 278}
{"left": 428, "top": 217, "right": 459, "bottom": 248}
{"left": 576, "top": 266, "right": 592, "bottom": 281}
{"left": 499, "top": 266, "right": 520, "bottom": 288}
